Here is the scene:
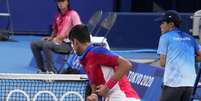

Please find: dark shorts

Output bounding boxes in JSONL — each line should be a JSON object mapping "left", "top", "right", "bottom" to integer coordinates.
{"left": 160, "top": 85, "right": 193, "bottom": 101}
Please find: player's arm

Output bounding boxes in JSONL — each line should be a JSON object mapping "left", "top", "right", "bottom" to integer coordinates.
{"left": 97, "top": 56, "right": 132, "bottom": 96}
{"left": 106, "top": 56, "right": 132, "bottom": 86}
{"left": 159, "top": 54, "right": 166, "bottom": 67}
{"left": 82, "top": 60, "right": 99, "bottom": 98}
{"left": 52, "top": 25, "right": 69, "bottom": 44}
{"left": 86, "top": 84, "right": 98, "bottom": 101}
{"left": 42, "top": 33, "right": 55, "bottom": 41}
{"left": 52, "top": 22, "right": 70, "bottom": 43}
{"left": 90, "top": 84, "right": 97, "bottom": 94}
{"left": 54, "top": 34, "right": 65, "bottom": 41}
{"left": 196, "top": 51, "right": 201, "bottom": 62}
{"left": 86, "top": 64, "right": 99, "bottom": 101}
{"left": 108, "top": 56, "right": 132, "bottom": 82}
{"left": 194, "top": 40, "right": 201, "bottom": 62}
{"left": 157, "top": 36, "right": 168, "bottom": 68}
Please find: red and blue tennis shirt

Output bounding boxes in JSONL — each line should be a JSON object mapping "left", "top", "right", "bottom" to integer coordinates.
{"left": 79, "top": 44, "right": 139, "bottom": 98}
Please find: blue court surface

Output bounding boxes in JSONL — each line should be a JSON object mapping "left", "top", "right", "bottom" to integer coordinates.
{"left": 0, "top": 35, "right": 159, "bottom": 73}
{"left": 0, "top": 35, "right": 161, "bottom": 101}
{"left": 0, "top": 35, "right": 41, "bottom": 73}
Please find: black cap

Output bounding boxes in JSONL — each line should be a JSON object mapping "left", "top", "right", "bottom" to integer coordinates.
{"left": 155, "top": 10, "right": 182, "bottom": 26}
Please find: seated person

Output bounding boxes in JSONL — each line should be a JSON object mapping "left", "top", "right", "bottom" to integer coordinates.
{"left": 31, "top": 0, "right": 81, "bottom": 73}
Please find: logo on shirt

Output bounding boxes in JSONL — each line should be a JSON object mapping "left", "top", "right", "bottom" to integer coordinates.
{"left": 173, "top": 37, "right": 191, "bottom": 41}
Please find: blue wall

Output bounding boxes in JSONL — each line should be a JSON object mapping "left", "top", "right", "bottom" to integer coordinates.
{"left": 0, "top": 1, "right": 193, "bottom": 49}
{"left": 0, "top": 0, "right": 57, "bottom": 33}
{"left": 106, "top": 13, "right": 192, "bottom": 49}
{"left": 0, "top": 0, "right": 113, "bottom": 33}
{"left": 70, "top": 0, "right": 114, "bottom": 24}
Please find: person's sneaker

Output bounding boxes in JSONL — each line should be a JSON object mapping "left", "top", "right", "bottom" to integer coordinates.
{"left": 48, "top": 71, "right": 55, "bottom": 74}
{"left": 44, "top": 71, "right": 55, "bottom": 82}
{"left": 45, "top": 71, "right": 49, "bottom": 74}
{"left": 37, "top": 69, "right": 45, "bottom": 74}
{"left": 47, "top": 68, "right": 57, "bottom": 74}
{"left": 45, "top": 71, "right": 54, "bottom": 74}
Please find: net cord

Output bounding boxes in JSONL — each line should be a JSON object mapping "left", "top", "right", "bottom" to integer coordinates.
{"left": 0, "top": 73, "right": 88, "bottom": 81}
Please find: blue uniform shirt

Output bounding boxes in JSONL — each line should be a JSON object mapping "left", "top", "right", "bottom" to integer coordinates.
{"left": 157, "top": 28, "right": 200, "bottom": 87}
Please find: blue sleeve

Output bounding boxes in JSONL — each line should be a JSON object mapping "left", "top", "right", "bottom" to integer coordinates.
{"left": 157, "top": 35, "right": 168, "bottom": 55}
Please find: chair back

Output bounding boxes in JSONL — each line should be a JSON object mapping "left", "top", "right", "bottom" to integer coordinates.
{"left": 101, "top": 12, "right": 117, "bottom": 30}
{"left": 87, "top": 10, "right": 103, "bottom": 34}
{"left": 94, "top": 12, "right": 117, "bottom": 38}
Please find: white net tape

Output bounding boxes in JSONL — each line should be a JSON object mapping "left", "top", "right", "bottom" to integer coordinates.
{"left": 0, "top": 73, "right": 88, "bottom": 81}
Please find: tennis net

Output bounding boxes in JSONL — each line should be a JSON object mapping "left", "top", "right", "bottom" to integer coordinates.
{"left": 0, "top": 73, "right": 88, "bottom": 101}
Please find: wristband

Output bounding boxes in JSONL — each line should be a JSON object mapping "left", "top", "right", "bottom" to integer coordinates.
{"left": 106, "top": 78, "right": 118, "bottom": 89}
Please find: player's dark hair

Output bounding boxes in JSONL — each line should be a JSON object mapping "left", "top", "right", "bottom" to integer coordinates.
{"left": 69, "top": 24, "right": 91, "bottom": 43}
{"left": 165, "top": 19, "right": 180, "bottom": 28}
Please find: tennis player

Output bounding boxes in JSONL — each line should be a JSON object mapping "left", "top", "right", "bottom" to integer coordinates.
{"left": 69, "top": 24, "right": 140, "bottom": 101}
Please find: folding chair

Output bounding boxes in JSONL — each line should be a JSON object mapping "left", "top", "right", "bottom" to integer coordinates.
{"left": 56, "top": 50, "right": 73, "bottom": 74}
{"left": 87, "top": 10, "right": 103, "bottom": 34}
{"left": 94, "top": 12, "right": 117, "bottom": 37}
{"left": 92, "top": 12, "right": 117, "bottom": 47}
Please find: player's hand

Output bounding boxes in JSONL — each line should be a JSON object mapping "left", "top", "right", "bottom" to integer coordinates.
{"left": 96, "top": 84, "right": 109, "bottom": 97}
{"left": 87, "top": 93, "right": 98, "bottom": 101}
{"left": 42, "top": 36, "right": 52, "bottom": 41}
{"left": 52, "top": 37, "right": 62, "bottom": 45}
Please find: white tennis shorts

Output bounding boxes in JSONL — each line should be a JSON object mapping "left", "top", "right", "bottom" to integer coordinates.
{"left": 105, "top": 90, "right": 141, "bottom": 101}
